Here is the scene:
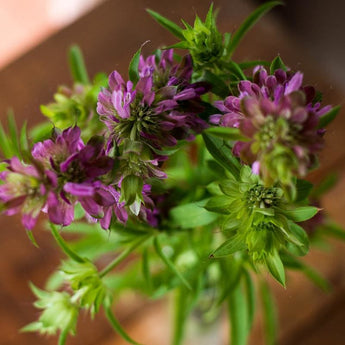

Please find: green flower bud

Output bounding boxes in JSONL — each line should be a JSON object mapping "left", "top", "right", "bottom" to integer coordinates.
{"left": 22, "top": 284, "right": 78, "bottom": 336}
{"left": 62, "top": 260, "right": 110, "bottom": 317}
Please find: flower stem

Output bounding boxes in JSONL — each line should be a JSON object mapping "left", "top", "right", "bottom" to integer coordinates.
{"left": 58, "top": 329, "right": 69, "bottom": 345}
{"left": 50, "top": 223, "right": 85, "bottom": 263}
{"left": 99, "top": 234, "right": 151, "bottom": 278}
{"left": 104, "top": 305, "right": 142, "bottom": 345}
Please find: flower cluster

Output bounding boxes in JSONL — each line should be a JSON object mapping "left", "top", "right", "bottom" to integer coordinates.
{"left": 0, "top": 4, "right": 342, "bottom": 345}
{"left": 211, "top": 66, "right": 332, "bottom": 186}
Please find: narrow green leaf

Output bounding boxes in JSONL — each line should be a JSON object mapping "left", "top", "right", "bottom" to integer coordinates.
{"left": 153, "top": 237, "right": 192, "bottom": 290}
{"left": 284, "top": 206, "right": 319, "bottom": 222}
{"left": 20, "top": 121, "right": 29, "bottom": 157}
{"left": 295, "top": 179, "right": 313, "bottom": 202}
{"left": 288, "top": 222, "right": 309, "bottom": 256}
{"left": 243, "top": 270, "right": 256, "bottom": 330}
{"left": 202, "top": 132, "right": 241, "bottom": 179}
{"left": 128, "top": 42, "right": 149, "bottom": 85}
{"left": 228, "top": 1, "right": 283, "bottom": 57}
{"left": 260, "top": 280, "right": 277, "bottom": 345}
{"left": 146, "top": 9, "right": 184, "bottom": 40}
{"left": 312, "top": 173, "right": 337, "bottom": 198}
{"left": 68, "top": 45, "right": 90, "bottom": 84}
{"left": 105, "top": 306, "right": 143, "bottom": 345}
{"left": 169, "top": 199, "right": 218, "bottom": 229}
{"left": 239, "top": 60, "right": 270, "bottom": 69}
{"left": 205, "top": 195, "right": 232, "bottom": 214}
{"left": 270, "top": 55, "right": 288, "bottom": 74}
{"left": 26, "top": 230, "right": 39, "bottom": 248}
{"left": 29, "top": 122, "right": 54, "bottom": 143}
{"left": 225, "top": 61, "right": 247, "bottom": 80}
{"left": 318, "top": 105, "right": 341, "bottom": 128}
{"left": 172, "top": 288, "right": 189, "bottom": 345}
{"left": 228, "top": 282, "right": 249, "bottom": 345}
{"left": 266, "top": 251, "right": 285, "bottom": 287}
{"left": 142, "top": 247, "right": 152, "bottom": 292}
{"left": 201, "top": 70, "right": 229, "bottom": 98}
{"left": 211, "top": 234, "right": 246, "bottom": 258}
{"left": 282, "top": 254, "right": 330, "bottom": 291}
{"left": 205, "top": 127, "right": 249, "bottom": 141}
{"left": 0, "top": 121, "right": 12, "bottom": 157}
{"left": 320, "top": 223, "right": 345, "bottom": 241}
{"left": 7, "top": 110, "right": 20, "bottom": 156}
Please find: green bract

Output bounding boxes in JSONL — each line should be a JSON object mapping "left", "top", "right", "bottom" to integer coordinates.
{"left": 207, "top": 166, "right": 314, "bottom": 286}
{"left": 62, "top": 260, "right": 110, "bottom": 317}
{"left": 22, "top": 284, "right": 78, "bottom": 336}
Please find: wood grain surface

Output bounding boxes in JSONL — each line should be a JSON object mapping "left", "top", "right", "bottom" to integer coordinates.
{"left": 0, "top": 0, "right": 344, "bottom": 344}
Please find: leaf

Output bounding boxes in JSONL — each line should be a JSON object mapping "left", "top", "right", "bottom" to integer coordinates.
{"left": 7, "top": 110, "right": 20, "bottom": 157}
{"left": 312, "top": 173, "right": 337, "bottom": 198}
{"left": 121, "top": 175, "right": 143, "bottom": 206}
{"left": 169, "top": 199, "right": 218, "bottom": 229}
{"left": 318, "top": 105, "right": 341, "bottom": 128}
{"left": 128, "top": 41, "right": 149, "bottom": 85}
{"left": 284, "top": 206, "right": 319, "bottom": 222}
{"left": 228, "top": 282, "right": 249, "bottom": 345}
{"left": 142, "top": 248, "right": 152, "bottom": 293}
{"left": 260, "top": 280, "right": 278, "bottom": 345}
{"left": 146, "top": 9, "right": 184, "bottom": 40}
{"left": 243, "top": 270, "right": 256, "bottom": 330}
{"left": 104, "top": 305, "right": 143, "bottom": 345}
{"left": 227, "top": 1, "right": 283, "bottom": 57}
{"left": 201, "top": 70, "right": 229, "bottom": 98}
{"left": 295, "top": 179, "right": 313, "bottom": 202}
{"left": 239, "top": 60, "right": 270, "bottom": 70}
{"left": 317, "top": 223, "right": 345, "bottom": 241}
{"left": 287, "top": 222, "right": 309, "bottom": 256}
{"left": 224, "top": 61, "right": 247, "bottom": 80}
{"left": 172, "top": 288, "right": 190, "bottom": 345}
{"left": 0, "top": 121, "right": 12, "bottom": 158}
{"left": 202, "top": 132, "right": 241, "bottom": 179}
{"left": 26, "top": 230, "right": 39, "bottom": 248}
{"left": 205, "top": 195, "right": 232, "bottom": 214}
{"left": 29, "top": 122, "right": 54, "bottom": 143}
{"left": 282, "top": 254, "right": 329, "bottom": 291}
{"left": 68, "top": 45, "right": 90, "bottom": 84}
{"left": 20, "top": 121, "right": 29, "bottom": 157}
{"left": 153, "top": 237, "right": 192, "bottom": 290}
{"left": 270, "top": 55, "right": 288, "bottom": 74}
{"left": 205, "top": 127, "right": 249, "bottom": 141}
{"left": 211, "top": 234, "right": 246, "bottom": 258}
{"left": 266, "top": 251, "right": 285, "bottom": 287}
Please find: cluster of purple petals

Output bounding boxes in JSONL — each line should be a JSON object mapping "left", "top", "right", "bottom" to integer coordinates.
{"left": 0, "top": 127, "right": 128, "bottom": 230}
{"left": 210, "top": 66, "right": 331, "bottom": 177}
{"left": 97, "top": 49, "right": 208, "bottom": 154}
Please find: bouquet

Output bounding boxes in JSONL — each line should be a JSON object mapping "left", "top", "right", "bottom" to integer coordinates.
{"left": 0, "top": 2, "right": 343, "bottom": 344}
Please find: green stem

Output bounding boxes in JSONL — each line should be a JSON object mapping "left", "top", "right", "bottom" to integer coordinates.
{"left": 105, "top": 305, "right": 142, "bottom": 345}
{"left": 50, "top": 223, "right": 85, "bottom": 263}
{"left": 58, "top": 328, "right": 69, "bottom": 345}
{"left": 99, "top": 234, "right": 151, "bottom": 278}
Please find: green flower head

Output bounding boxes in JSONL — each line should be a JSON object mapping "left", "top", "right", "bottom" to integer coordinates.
{"left": 62, "top": 260, "right": 110, "bottom": 317}
{"left": 22, "top": 284, "right": 78, "bottom": 336}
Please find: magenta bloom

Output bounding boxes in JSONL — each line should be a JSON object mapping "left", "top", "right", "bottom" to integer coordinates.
{"left": 97, "top": 49, "right": 207, "bottom": 152}
{"left": 0, "top": 157, "right": 48, "bottom": 229}
{"left": 32, "top": 127, "right": 117, "bottom": 227}
{"left": 211, "top": 66, "right": 332, "bottom": 185}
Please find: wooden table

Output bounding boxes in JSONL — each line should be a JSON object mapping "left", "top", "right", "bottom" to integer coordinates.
{"left": 0, "top": 0, "right": 344, "bottom": 344}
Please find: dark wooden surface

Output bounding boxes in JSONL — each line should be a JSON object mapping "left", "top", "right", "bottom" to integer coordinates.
{"left": 0, "top": 0, "right": 345, "bottom": 344}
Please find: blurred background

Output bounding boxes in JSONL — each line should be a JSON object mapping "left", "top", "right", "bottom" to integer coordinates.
{"left": 0, "top": 0, "right": 345, "bottom": 344}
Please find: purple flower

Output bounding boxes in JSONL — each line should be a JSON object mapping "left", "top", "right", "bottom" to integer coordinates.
{"left": 32, "top": 127, "right": 116, "bottom": 227}
{"left": 97, "top": 50, "right": 208, "bottom": 152}
{"left": 211, "top": 66, "right": 332, "bottom": 185}
{"left": 0, "top": 157, "right": 47, "bottom": 229}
